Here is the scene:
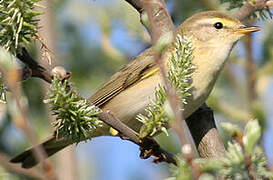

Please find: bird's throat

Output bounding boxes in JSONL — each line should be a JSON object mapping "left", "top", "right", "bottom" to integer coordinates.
{"left": 185, "top": 42, "right": 233, "bottom": 115}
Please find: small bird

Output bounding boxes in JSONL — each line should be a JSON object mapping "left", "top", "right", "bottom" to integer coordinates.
{"left": 11, "top": 11, "right": 260, "bottom": 168}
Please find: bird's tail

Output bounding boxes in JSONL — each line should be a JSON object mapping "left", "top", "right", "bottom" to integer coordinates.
{"left": 10, "top": 136, "right": 71, "bottom": 169}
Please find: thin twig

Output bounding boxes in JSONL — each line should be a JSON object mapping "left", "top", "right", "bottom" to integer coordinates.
{"left": 142, "top": 0, "right": 195, "bottom": 150}
{"left": 123, "top": 0, "right": 224, "bottom": 162}
{"left": 182, "top": 144, "right": 201, "bottom": 179}
{"left": 97, "top": 111, "right": 140, "bottom": 143}
{"left": 95, "top": 106, "right": 177, "bottom": 164}
{"left": 17, "top": 48, "right": 52, "bottom": 83}
{"left": 16, "top": 49, "right": 177, "bottom": 165}
{"left": 234, "top": 0, "right": 270, "bottom": 21}
{"left": 14, "top": 0, "right": 270, "bottom": 169}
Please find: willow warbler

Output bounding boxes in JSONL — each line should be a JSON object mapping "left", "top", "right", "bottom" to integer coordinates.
{"left": 11, "top": 11, "right": 260, "bottom": 168}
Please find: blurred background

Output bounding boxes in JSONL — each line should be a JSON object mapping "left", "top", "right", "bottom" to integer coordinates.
{"left": 0, "top": 0, "right": 272, "bottom": 179}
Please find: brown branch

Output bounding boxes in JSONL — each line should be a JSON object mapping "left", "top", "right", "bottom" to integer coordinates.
{"left": 12, "top": 0, "right": 272, "bottom": 173}
{"left": 182, "top": 144, "right": 201, "bottom": 179}
{"left": 142, "top": 0, "right": 174, "bottom": 43}
{"left": 17, "top": 48, "right": 52, "bottom": 83}
{"left": 18, "top": 0, "right": 271, "bottom": 166}
{"left": 0, "top": 152, "right": 44, "bottom": 179}
{"left": 142, "top": 0, "right": 195, "bottom": 151}
{"left": 234, "top": 0, "right": 270, "bottom": 21}
{"left": 18, "top": 0, "right": 227, "bottom": 163}
{"left": 97, "top": 111, "right": 140, "bottom": 143}
{"left": 16, "top": 49, "right": 176, "bottom": 165}
{"left": 186, "top": 104, "right": 226, "bottom": 158}
{"left": 96, "top": 109, "right": 177, "bottom": 164}
{"left": 126, "top": 0, "right": 222, "bottom": 160}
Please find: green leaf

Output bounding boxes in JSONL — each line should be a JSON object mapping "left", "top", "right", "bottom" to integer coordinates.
{"left": 168, "top": 156, "right": 192, "bottom": 180}
{"left": 219, "top": 0, "right": 272, "bottom": 19}
{"left": 0, "top": 0, "right": 43, "bottom": 54}
{"left": 243, "top": 119, "right": 261, "bottom": 154}
{"left": 44, "top": 76, "right": 103, "bottom": 142}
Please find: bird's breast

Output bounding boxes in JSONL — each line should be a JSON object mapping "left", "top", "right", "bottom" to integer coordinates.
{"left": 185, "top": 42, "right": 233, "bottom": 113}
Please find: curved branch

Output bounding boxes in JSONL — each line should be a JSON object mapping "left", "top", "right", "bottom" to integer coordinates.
{"left": 186, "top": 104, "right": 226, "bottom": 158}
{"left": 234, "top": 0, "right": 270, "bottom": 21}
{"left": 17, "top": 48, "right": 52, "bottom": 83}
{"left": 17, "top": 48, "right": 177, "bottom": 165}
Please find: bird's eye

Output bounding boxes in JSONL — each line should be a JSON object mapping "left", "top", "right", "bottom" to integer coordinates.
{"left": 214, "top": 22, "right": 223, "bottom": 29}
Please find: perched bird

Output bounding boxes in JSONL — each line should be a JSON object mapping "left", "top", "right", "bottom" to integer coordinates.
{"left": 11, "top": 11, "right": 260, "bottom": 168}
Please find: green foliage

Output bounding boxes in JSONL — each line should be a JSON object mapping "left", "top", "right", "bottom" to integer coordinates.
{"left": 167, "top": 157, "right": 192, "bottom": 180}
{"left": 137, "top": 86, "right": 168, "bottom": 138}
{"left": 203, "top": 120, "right": 272, "bottom": 179}
{"left": 219, "top": 0, "right": 272, "bottom": 19}
{"left": 0, "top": 0, "right": 43, "bottom": 54}
{"left": 44, "top": 76, "right": 103, "bottom": 142}
{"left": 243, "top": 120, "right": 261, "bottom": 154}
{"left": 168, "top": 34, "right": 195, "bottom": 105}
{"left": 167, "top": 120, "right": 273, "bottom": 179}
{"left": 206, "top": 142, "right": 273, "bottom": 179}
{"left": 138, "top": 33, "right": 194, "bottom": 138}
{"left": 220, "top": 0, "right": 245, "bottom": 9}
{"left": 220, "top": 142, "right": 250, "bottom": 178}
{"left": 253, "top": 147, "right": 273, "bottom": 178}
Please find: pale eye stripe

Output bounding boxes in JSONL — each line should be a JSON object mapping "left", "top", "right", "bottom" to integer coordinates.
{"left": 195, "top": 23, "right": 229, "bottom": 29}
{"left": 194, "top": 18, "right": 237, "bottom": 27}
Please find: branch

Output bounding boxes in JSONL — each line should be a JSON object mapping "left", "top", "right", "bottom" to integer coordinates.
{"left": 17, "top": 48, "right": 52, "bottom": 83}
{"left": 17, "top": 49, "right": 176, "bottom": 165}
{"left": 186, "top": 104, "right": 226, "bottom": 158}
{"left": 142, "top": 0, "right": 174, "bottom": 43}
{"left": 233, "top": 0, "right": 271, "bottom": 21}
{"left": 142, "top": 0, "right": 196, "bottom": 153}
{"left": 96, "top": 110, "right": 176, "bottom": 164}
{"left": 97, "top": 111, "right": 139, "bottom": 143}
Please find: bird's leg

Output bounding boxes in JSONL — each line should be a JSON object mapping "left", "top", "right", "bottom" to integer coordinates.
{"left": 139, "top": 137, "right": 177, "bottom": 165}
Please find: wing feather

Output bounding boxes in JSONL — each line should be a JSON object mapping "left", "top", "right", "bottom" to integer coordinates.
{"left": 89, "top": 48, "right": 156, "bottom": 107}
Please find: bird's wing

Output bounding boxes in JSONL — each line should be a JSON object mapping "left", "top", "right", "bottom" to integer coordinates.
{"left": 88, "top": 48, "right": 158, "bottom": 107}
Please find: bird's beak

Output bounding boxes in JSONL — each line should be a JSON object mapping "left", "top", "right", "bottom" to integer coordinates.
{"left": 230, "top": 26, "right": 261, "bottom": 34}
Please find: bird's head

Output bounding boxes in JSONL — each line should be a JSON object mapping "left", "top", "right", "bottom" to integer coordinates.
{"left": 179, "top": 11, "right": 260, "bottom": 45}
